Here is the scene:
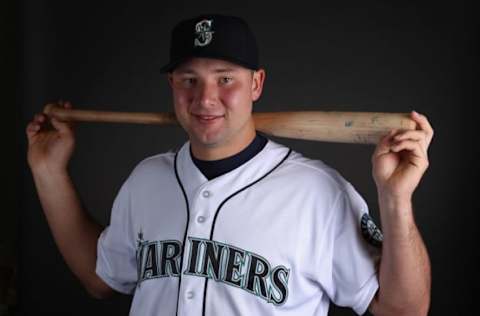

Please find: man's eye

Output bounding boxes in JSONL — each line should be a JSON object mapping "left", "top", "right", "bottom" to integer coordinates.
{"left": 220, "top": 77, "right": 233, "bottom": 84}
{"left": 182, "top": 78, "right": 196, "bottom": 85}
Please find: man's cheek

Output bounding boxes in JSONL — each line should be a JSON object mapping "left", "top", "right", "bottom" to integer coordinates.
{"left": 221, "top": 90, "right": 246, "bottom": 110}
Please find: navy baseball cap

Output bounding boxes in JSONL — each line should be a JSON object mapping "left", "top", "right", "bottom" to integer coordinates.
{"left": 160, "top": 14, "right": 259, "bottom": 73}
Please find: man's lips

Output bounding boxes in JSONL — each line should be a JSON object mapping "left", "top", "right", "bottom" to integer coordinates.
{"left": 193, "top": 114, "right": 224, "bottom": 123}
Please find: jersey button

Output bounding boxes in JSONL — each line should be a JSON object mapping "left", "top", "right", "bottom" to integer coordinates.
{"left": 202, "top": 190, "right": 212, "bottom": 198}
{"left": 197, "top": 216, "right": 206, "bottom": 223}
{"left": 186, "top": 291, "right": 194, "bottom": 299}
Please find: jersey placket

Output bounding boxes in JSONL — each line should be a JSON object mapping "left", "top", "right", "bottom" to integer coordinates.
{"left": 177, "top": 183, "right": 218, "bottom": 316}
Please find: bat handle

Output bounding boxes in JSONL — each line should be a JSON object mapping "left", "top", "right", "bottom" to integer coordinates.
{"left": 43, "top": 103, "right": 178, "bottom": 125}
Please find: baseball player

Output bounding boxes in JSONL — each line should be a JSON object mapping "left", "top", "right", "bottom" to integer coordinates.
{"left": 26, "top": 14, "right": 433, "bottom": 315}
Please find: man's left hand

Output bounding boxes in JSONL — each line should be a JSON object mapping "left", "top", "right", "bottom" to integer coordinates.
{"left": 372, "top": 111, "right": 434, "bottom": 201}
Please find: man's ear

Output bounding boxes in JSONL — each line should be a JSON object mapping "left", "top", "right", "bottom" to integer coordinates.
{"left": 167, "top": 73, "right": 174, "bottom": 88}
{"left": 251, "top": 69, "right": 266, "bottom": 102}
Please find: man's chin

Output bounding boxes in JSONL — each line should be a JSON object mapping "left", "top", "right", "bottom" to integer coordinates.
{"left": 191, "top": 132, "right": 226, "bottom": 148}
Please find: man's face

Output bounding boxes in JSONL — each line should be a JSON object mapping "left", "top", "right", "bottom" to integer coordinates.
{"left": 168, "top": 58, "right": 265, "bottom": 157}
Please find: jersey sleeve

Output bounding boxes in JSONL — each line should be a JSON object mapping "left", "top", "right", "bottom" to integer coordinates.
{"left": 95, "top": 178, "right": 137, "bottom": 294}
{"left": 327, "top": 182, "right": 380, "bottom": 315}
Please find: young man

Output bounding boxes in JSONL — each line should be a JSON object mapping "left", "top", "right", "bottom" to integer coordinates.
{"left": 26, "top": 14, "right": 433, "bottom": 315}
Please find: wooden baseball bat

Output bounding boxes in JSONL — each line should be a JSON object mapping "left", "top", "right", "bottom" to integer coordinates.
{"left": 43, "top": 103, "right": 416, "bottom": 144}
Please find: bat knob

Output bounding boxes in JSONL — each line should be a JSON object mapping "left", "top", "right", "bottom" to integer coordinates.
{"left": 43, "top": 103, "right": 59, "bottom": 116}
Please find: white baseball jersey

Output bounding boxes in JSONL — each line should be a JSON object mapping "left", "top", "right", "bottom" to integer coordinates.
{"left": 96, "top": 139, "right": 380, "bottom": 315}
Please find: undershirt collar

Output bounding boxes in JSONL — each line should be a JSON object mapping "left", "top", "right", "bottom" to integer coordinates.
{"left": 190, "top": 133, "right": 268, "bottom": 180}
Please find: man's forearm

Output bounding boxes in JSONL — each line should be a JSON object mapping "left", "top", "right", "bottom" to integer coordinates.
{"left": 372, "top": 197, "right": 431, "bottom": 315}
{"left": 31, "top": 168, "right": 107, "bottom": 295}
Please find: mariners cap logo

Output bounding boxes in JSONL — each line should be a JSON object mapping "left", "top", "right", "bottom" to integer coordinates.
{"left": 194, "top": 19, "right": 214, "bottom": 47}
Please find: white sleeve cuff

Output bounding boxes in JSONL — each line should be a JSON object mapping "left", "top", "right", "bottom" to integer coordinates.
{"left": 95, "top": 264, "right": 135, "bottom": 295}
{"left": 95, "top": 229, "right": 137, "bottom": 295}
{"left": 352, "top": 273, "right": 379, "bottom": 315}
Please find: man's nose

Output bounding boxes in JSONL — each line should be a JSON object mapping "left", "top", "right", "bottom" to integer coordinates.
{"left": 196, "top": 81, "right": 218, "bottom": 107}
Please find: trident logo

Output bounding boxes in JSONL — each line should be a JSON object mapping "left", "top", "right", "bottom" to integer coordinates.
{"left": 194, "top": 19, "right": 214, "bottom": 47}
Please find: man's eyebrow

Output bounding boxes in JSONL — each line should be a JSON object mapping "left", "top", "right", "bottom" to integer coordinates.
{"left": 212, "top": 68, "right": 238, "bottom": 73}
{"left": 174, "top": 67, "right": 239, "bottom": 74}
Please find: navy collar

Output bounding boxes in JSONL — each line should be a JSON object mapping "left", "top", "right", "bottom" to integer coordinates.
{"left": 190, "top": 133, "right": 268, "bottom": 180}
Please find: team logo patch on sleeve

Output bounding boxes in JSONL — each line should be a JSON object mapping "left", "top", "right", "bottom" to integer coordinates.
{"left": 360, "top": 213, "right": 383, "bottom": 248}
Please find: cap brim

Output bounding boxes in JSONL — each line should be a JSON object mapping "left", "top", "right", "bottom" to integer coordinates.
{"left": 160, "top": 59, "right": 184, "bottom": 73}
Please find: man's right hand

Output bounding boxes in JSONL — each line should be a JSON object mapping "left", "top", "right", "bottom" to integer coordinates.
{"left": 25, "top": 100, "right": 114, "bottom": 299}
{"left": 26, "top": 100, "right": 75, "bottom": 174}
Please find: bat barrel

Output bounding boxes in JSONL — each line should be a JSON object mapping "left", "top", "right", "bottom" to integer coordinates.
{"left": 253, "top": 111, "right": 416, "bottom": 144}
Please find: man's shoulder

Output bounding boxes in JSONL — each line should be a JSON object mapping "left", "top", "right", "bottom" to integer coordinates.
{"left": 128, "top": 149, "right": 178, "bottom": 179}
{"left": 137, "top": 150, "right": 177, "bottom": 167}
{"left": 274, "top": 143, "right": 350, "bottom": 193}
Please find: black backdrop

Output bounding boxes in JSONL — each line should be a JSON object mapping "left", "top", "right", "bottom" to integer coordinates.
{"left": 15, "top": 1, "right": 477, "bottom": 315}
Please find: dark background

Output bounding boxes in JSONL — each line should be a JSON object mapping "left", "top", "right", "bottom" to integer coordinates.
{"left": 10, "top": 0, "right": 477, "bottom": 315}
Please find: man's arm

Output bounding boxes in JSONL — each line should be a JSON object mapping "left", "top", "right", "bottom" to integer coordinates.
{"left": 368, "top": 111, "right": 433, "bottom": 316}
{"left": 26, "top": 101, "right": 114, "bottom": 299}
